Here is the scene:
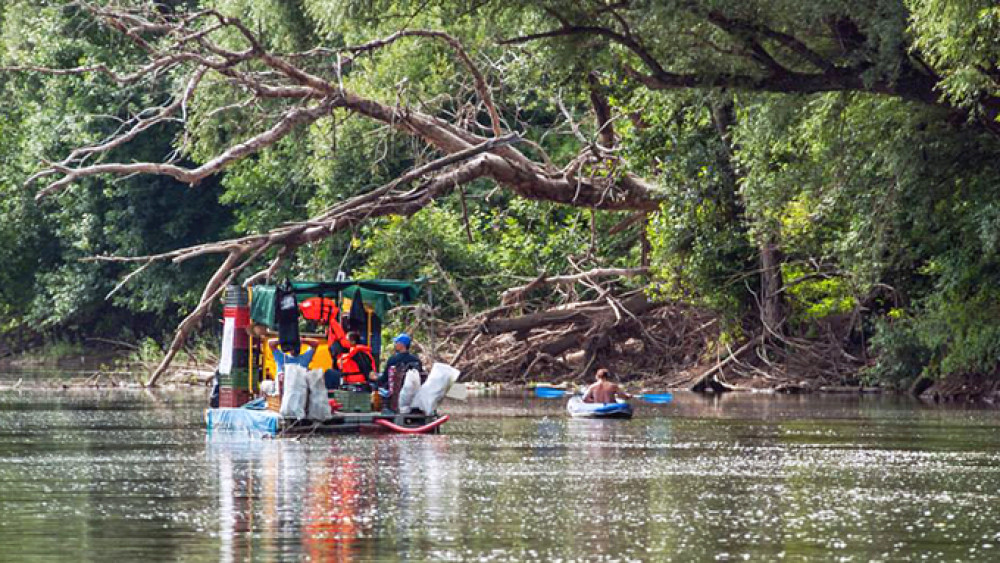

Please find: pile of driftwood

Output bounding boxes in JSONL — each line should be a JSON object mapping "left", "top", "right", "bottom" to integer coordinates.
{"left": 433, "top": 268, "right": 718, "bottom": 386}
{"left": 433, "top": 267, "right": 868, "bottom": 391}
{"left": 442, "top": 296, "right": 719, "bottom": 385}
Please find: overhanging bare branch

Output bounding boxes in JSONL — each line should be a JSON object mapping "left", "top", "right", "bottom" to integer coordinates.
{"left": 35, "top": 99, "right": 336, "bottom": 198}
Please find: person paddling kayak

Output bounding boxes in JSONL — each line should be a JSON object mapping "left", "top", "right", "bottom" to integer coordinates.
{"left": 582, "top": 368, "right": 632, "bottom": 404}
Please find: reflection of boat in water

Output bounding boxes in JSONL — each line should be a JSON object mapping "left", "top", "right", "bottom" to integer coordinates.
{"left": 566, "top": 396, "right": 633, "bottom": 419}
{"left": 207, "top": 414, "right": 458, "bottom": 561}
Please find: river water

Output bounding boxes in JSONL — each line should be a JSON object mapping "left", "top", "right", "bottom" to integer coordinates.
{"left": 1, "top": 387, "right": 1000, "bottom": 561}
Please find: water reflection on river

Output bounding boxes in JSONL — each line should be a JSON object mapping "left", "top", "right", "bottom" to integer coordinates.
{"left": 2, "top": 387, "right": 1000, "bottom": 561}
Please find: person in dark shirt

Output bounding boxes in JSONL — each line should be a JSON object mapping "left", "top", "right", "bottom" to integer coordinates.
{"left": 378, "top": 333, "right": 423, "bottom": 412}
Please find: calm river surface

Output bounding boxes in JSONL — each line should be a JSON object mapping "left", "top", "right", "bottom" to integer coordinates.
{"left": 1, "top": 383, "right": 1000, "bottom": 561}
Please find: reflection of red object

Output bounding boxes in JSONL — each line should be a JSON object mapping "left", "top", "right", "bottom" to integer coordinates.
{"left": 303, "top": 456, "right": 367, "bottom": 560}
{"left": 374, "top": 414, "right": 449, "bottom": 434}
{"left": 298, "top": 297, "right": 349, "bottom": 348}
{"left": 328, "top": 399, "right": 342, "bottom": 411}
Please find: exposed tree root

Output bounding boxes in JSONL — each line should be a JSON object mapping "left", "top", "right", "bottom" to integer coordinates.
{"left": 919, "top": 375, "right": 1000, "bottom": 403}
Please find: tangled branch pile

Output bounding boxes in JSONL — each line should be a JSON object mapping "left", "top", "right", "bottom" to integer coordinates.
{"left": 431, "top": 264, "right": 868, "bottom": 390}
{"left": 431, "top": 267, "right": 713, "bottom": 385}
{"left": 445, "top": 296, "right": 720, "bottom": 386}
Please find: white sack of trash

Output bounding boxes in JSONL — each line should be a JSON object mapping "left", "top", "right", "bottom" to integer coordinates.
{"left": 280, "top": 364, "right": 330, "bottom": 420}
{"left": 398, "top": 368, "right": 422, "bottom": 414}
{"left": 411, "top": 362, "right": 460, "bottom": 415}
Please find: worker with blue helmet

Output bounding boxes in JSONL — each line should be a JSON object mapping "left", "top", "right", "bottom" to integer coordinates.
{"left": 378, "top": 332, "right": 423, "bottom": 413}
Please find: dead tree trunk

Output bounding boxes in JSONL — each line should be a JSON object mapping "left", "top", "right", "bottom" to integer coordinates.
{"left": 759, "top": 237, "right": 786, "bottom": 336}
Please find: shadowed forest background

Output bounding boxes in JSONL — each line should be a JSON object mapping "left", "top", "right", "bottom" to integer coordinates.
{"left": 1, "top": 0, "right": 999, "bottom": 395}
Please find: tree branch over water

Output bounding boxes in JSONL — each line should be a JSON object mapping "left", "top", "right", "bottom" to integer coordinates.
{"left": 14, "top": 3, "right": 659, "bottom": 210}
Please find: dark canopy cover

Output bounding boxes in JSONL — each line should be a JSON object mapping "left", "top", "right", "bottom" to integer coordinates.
{"left": 249, "top": 279, "right": 424, "bottom": 329}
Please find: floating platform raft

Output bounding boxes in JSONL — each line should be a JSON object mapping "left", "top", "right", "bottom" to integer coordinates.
{"left": 206, "top": 407, "right": 448, "bottom": 436}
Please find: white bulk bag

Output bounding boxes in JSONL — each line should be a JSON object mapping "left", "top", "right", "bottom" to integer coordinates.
{"left": 411, "top": 362, "right": 460, "bottom": 415}
{"left": 397, "top": 368, "right": 422, "bottom": 414}
{"left": 306, "top": 368, "right": 332, "bottom": 421}
{"left": 279, "top": 364, "right": 308, "bottom": 419}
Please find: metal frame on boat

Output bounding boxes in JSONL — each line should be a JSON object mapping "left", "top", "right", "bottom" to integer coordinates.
{"left": 283, "top": 412, "right": 449, "bottom": 435}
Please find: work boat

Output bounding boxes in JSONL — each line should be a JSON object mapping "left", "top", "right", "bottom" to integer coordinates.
{"left": 205, "top": 279, "right": 454, "bottom": 436}
{"left": 566, "top": 395, "right": 634, "bottom": 419}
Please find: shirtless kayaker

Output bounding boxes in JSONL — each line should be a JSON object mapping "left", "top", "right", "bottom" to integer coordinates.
{"left": 582, "top": 368, "right": 632, "bottom": 404}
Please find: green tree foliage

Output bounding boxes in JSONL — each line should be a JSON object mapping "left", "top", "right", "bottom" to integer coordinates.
{"left": 357, "top": 195, "right": 643, "bottom": 318}
{"left": 0, "top": 1, "right": 231, "bottom": 339}
{"left": 3, "top": 0, "right": 1000, "bottom": 388}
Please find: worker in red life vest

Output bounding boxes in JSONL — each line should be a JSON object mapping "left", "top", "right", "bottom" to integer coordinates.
{"left": 325, "top": 331, "right": 377, "bottom": 391}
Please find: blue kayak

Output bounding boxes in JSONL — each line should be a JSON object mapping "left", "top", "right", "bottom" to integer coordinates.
{"left": 566, "top": 396, "right": 634, "bottom": 419}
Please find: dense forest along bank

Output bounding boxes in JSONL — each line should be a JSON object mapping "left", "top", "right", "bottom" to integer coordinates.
{"left": 3, "top": 388, "right": 1000, "bottom": 560}
{"left": 5, "top": 2, "right": 1000, "bottom": 401}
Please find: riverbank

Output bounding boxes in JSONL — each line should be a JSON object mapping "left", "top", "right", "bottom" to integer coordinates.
{"left": 0, "top": 337, "right": 218, "bottom": 387}
{"left": 0, "top": 363, "right": 990, "bottom": 407}
{"left": 4, "top": 341, "right": 998, "bottom": 404}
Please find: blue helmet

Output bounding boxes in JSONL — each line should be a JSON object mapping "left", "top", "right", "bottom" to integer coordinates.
{"left": 393, "top": 333, "right": 412, "bottom": 348}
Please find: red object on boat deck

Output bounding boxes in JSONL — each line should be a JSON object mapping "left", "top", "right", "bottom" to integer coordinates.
{"left": 219, "top": 387, "right": 253, "bottom": 408}
{"left": 221, "top": 285, "right": 252, "bottom": 389}
{"left": 373, "top": 415, "right": 450, "bottom": 434}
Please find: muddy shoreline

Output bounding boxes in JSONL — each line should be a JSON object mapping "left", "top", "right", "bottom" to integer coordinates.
{"left": 3, "top": 351, "right": 996, "bottom": 403}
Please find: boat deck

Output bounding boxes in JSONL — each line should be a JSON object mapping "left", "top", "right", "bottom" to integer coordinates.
{"left": 205, "top": 407, "right": 447, "bottom": 435}
{"left": 280, "top": 411, "right": 446, "bottom": 435}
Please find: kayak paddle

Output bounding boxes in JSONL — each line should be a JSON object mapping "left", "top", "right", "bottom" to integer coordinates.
{"left": 535, "top": 387, "right": 672, "bottom": 403}
{"left": 534, "top": 386, "right": 570, "bottom": 399}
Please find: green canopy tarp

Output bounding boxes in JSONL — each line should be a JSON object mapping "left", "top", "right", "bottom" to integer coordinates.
{"left": 248, "top": 279, "right": 424, "bottom": 329}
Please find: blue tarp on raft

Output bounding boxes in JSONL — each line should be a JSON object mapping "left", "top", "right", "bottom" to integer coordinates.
{"left": 206, "top": 407, "right": 281, "bottom": 435}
